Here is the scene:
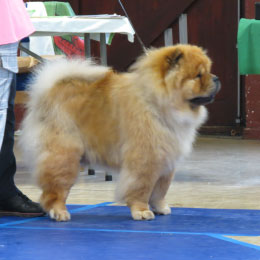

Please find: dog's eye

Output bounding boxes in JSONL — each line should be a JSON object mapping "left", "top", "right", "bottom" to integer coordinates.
{"left": 196, "top": 73, "right": 202, "bottom": 79}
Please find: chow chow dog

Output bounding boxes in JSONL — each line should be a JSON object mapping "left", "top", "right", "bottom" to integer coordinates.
{"left": 19, "top": 44, "right": 220, "bottom": 221}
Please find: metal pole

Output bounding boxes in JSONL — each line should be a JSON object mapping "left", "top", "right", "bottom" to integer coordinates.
{"left": 236, "top": 0, "right": 241, "bottom": 124}
{"left": 100, "top": 33, "right": 107, "bottom": 65}
{"left": 84, "top": 33, "right": 91, "bottom": 58}
{"left": 18, "top": 43, "right": 45, "bottom": 62}
{"left": 164, "top": 28, "right": 173, "bottom": 46}
{"left": 179, "top": 14, "right": 188, "bottom": 44}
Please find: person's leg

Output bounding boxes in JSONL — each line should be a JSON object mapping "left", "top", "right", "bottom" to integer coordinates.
{"left": 0, "top": 43, "right": 44, "bottom": 217}
{"left": 0, "top": 72, "right": 18, "bottom": 200}
{"left": 0, "top": 70, "right": 44, "bottom": 217}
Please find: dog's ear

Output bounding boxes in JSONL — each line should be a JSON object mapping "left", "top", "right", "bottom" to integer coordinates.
{"left": 166, "top": 49, "right": 183, "bottom": 68}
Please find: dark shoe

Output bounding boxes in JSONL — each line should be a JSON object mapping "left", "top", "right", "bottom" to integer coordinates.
{"left": 0, "top": 191, "right": 45, "bottom": 217}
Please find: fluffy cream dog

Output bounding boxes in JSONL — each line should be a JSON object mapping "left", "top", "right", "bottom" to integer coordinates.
{"left": 19, "top": 44, "right": 220, "bottom": 221}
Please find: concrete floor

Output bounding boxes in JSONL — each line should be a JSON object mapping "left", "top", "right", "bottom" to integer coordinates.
{"left": 15, "top": 136, "right": 260, "bottom": 209}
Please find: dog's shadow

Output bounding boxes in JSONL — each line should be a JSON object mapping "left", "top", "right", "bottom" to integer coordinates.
{"left": 56, "top": 213, "right": 135, "bottom": 228}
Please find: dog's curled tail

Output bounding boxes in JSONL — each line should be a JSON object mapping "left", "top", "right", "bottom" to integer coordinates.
{"left": 26, "top": 58, "right": 110, "bottom": 109}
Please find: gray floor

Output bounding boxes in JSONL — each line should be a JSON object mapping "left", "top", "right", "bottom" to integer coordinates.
{"left": 176, "top": 136, "right": 260, "bottom": 186}
{"left": 15, "top": 136, "right": 260, "bottom": 209}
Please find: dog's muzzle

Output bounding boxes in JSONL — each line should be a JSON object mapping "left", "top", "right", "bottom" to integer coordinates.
{"left": 189, "top": 75, "right": 221, "bottom": 106}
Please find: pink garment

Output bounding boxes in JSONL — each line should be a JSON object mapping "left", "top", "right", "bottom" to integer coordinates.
{"left": 0, "top": 0, "right": 35, "bottom": 45}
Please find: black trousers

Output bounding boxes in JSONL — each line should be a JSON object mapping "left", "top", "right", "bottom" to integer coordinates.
{"left": 0, "top": 75, "right": 18, "bottom": 201}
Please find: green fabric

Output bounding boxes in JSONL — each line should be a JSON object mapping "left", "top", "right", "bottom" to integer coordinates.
{"left": 108, "top": 33, "right": 114, "bottom": 45}
{"left": 43, "top": 2, "right": 75, "bottom": 55}
{"left": 44, "top": 2, "right": 75, "bottom": 16}
{"left": 238, "top": 18, "right": 260, "bottom": 75}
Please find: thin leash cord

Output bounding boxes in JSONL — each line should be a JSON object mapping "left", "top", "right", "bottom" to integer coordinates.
{"left": 118, "top": 0, "right": 148, "bottom": 54}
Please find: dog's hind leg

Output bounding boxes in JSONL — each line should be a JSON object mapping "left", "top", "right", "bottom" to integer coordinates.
{"left": 149, "top": 171, "right": 174, "bottom": 215}
{"left": 37, "top": 144, "right": 83, "bottom": 221}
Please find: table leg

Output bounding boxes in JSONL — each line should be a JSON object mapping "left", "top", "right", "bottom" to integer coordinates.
{"left": 100, "top": 33, "right": 107, "bottom": 66}
{"left": 84, "top": 33, "right": 91, "bottom": 58}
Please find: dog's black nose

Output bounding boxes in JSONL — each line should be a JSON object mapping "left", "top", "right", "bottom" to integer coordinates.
{"left": 212, "top": 75, "right": 221, "bottom": 93}
{"left": 212, "top": 75, "right": 219, "bottom": 83}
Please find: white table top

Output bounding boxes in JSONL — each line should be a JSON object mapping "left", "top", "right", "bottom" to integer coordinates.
{"left": 30, "top": 15, "right": 135, "bottom": 43}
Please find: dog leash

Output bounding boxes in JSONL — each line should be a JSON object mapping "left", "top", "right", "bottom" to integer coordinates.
{"left": 118, "top": 0, "right": 148, "bottom": 54}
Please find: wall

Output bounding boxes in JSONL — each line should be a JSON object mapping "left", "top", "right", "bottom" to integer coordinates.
{"left": 243, "top": 0, "right": 260, "bottom": 139}
{"left": 73, "top": 0, "right": 239, "bottom": 133}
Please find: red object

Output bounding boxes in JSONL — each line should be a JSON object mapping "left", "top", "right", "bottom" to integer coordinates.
{"left": 54, "top": 36, "right": 84, "bottom": 57}
{"left": 72, "top": 36, "right": 85, "bottom": 50}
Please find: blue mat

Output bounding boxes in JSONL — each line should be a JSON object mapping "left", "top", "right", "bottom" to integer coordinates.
{"left": 1, "top": 203, "right": 260, "bottom": 260}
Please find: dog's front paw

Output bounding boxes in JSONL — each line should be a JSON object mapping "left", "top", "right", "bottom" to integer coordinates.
{"left": 49, "top": 208, "right": 71, "bottom": 221}
{"left": 150, "top": 200, "right": 171, "bottom": 215}
{"left": 131, "top": 209, "right": 155, "bottom": 220}
{"left": 152, "top": 205, "right": 171, "bottom": 215}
